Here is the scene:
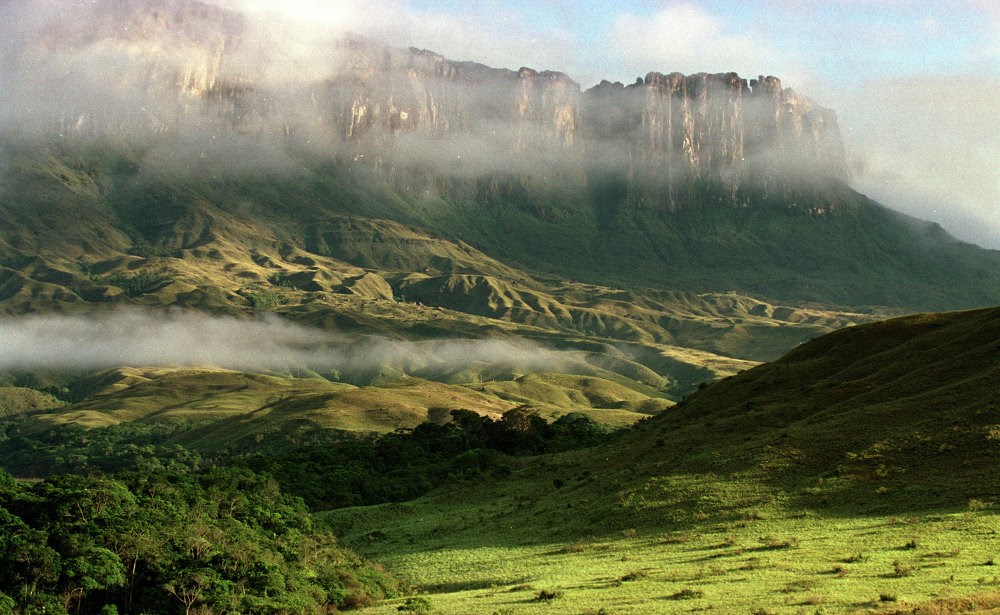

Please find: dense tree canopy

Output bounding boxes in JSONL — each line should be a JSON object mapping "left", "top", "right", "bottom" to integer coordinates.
{"left": 0, "top": 468, "right": 399, "bottom": 614}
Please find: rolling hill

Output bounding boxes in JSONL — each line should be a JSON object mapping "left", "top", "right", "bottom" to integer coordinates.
{"left": 324, "top": 305, "right": 1000, "bottom": 613}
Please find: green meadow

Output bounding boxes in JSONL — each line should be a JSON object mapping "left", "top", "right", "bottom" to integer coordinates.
{"left": 331, "top": 504, "right": 999, "bottom": 613}
{"left": 320, "top": 307, "right": 1000, "bottom": 614}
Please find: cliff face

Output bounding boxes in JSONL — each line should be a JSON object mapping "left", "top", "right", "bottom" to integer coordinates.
{"left": 315, "top": 40, "right": 846, "bottom": 207}
{"left": 315, "top": 39, "right": 580, "bottom": 158}
{"left": 582, "top": 72, "right": 847, "bottom": 207}
{"left": 4, "top": 0, "right": 847, "bottom": 208}
{"left": 3, "top": 0, "right": 247, "bottom": 136}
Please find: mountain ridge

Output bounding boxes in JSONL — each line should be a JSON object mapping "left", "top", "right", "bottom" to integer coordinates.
{"left": 2, "top": 0, "right": 1000, "bottom": 407}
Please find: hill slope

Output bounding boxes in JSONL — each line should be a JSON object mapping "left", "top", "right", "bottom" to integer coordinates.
{"left": 324, "top": 306, "right": 1000, "bottom": 613}
{"left": 331, "top": 306, "right": 1000, "bottom": 536}
{"left": 0, "top": 145, "right": 876, "bottom": 410}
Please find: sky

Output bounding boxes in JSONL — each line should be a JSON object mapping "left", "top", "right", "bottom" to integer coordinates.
{"left": 235, "top": 0, "right": 998, "bottom": 248}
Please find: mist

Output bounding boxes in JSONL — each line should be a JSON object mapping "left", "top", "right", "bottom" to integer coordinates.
{"left": 0, "top": 309, "right": 576, "bottom": 376}
{"left": 1, "top": 0, "right": 995, "bottom": 246}
{"left": 839, "top": 77, "right": 1000, "bottom": 249}
{"left": 0, "top": 0, "right": 837, "bottom": 186}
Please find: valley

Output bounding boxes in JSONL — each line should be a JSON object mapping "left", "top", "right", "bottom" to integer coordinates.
{"left": 0, "top": 1, "right": 998, "bottom": 613}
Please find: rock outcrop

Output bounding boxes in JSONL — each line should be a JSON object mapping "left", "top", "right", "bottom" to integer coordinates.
{"left": 4, "top": 0, "right": 847, "bottom": 209}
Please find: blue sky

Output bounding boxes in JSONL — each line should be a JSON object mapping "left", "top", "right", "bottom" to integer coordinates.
{"left": 398, "top": 0, "right": 998, "bottom": 88}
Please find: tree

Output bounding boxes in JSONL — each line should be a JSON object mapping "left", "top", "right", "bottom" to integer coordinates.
{"left": 60, "top": 546, "right": 126, "bottom": 614}
{"left": 164, "top": 567, "right": 221, "bottom": 615}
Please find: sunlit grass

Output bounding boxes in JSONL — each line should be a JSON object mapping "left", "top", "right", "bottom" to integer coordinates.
{"left": 329, "top": 504, "right": 1000, "bottom": 614}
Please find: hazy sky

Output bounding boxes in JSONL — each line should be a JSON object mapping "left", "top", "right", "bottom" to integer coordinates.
{"left": 234, "top": 0, "right": 998, "bottom": 248}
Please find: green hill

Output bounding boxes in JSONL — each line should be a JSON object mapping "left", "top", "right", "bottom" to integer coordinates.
{"left": 324, "top": 307, "right": 1000, "bottom": 613}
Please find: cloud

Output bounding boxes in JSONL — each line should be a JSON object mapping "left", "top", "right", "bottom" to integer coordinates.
{"left": 841, "top": 76, "right": 1000, "bottom": 248}
{"left": 0, "top": 309, "right": 577, "bottom": 376}
{"left": 207, "top": 0, "right": 582, "bottom": 77}
{"left": 608, "top": 3, "right": 810, "bottom": 84}
{"left": 1, "top": 0, "right": 994, "bottom": 248}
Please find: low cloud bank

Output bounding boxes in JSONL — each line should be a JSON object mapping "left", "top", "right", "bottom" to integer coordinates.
{"left": 0, "top": 309, "right": 574, "bottom": 374}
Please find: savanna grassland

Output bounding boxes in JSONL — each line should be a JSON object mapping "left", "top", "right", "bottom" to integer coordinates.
{"left": 323, "top": 307, "right": 1000, "bottom": 613}
{"left": 1, "top": 68, "right": 999, "bottom": 614}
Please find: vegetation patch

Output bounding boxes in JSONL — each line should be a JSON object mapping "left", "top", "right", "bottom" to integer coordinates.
{"left": 0, "top": 467, "right": 400, "bottom": 614}
{"left": 102, "top": 269, "right": 170, "bottom": 297}
{"left": 532, "top": 588, "right": 564, "bottom": 602}
{"left": 668, "top": 588, "right": 705, "bottom": 600}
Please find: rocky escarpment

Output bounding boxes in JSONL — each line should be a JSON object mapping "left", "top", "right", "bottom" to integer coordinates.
{"left": 322, "top": 40, "right": 580, "bottom": 153}
{"left": 583, "top": 72, "right": 847, "bottom": 208}
{"left": 318, "top": 41, "right": 846, "bottom": 208}
{"left": 3, "top": 0, "right": 847, "bottom": 209}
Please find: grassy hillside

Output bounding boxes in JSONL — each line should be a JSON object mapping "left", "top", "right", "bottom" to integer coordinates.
{"left": 1, "top": 366, "right": 665, "bottom": 455}
{"left": 0, "top": 144, "right": 880, "bottom": 421}
{"left": 324, "top": 306, "right": 1000, "bottom": 613}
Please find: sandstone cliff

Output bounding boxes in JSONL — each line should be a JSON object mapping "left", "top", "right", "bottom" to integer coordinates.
{"left": 317, "top": 40, "right": 847, "bottom": 208}
{"left": 3, "top": 0, "right": 847, "bottom": 209}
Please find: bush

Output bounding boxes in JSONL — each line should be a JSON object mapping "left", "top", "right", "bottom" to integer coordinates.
{"left": 892, "top": 560, "right": 914, "bottom": 577}
{"left": 758, "top": 535, "right": 799, "bottom": 550}
{"left": 398, "top": 596, "right": 433, "bottom": 613}
{"left": 669, "top": 588, "right": 704, "bottom": 600}
{"left": 619, "top": 569, "right": 648, "bottom": 582}
{"left": 533, "top": 589, "right": 563, "bottom": 602}
{"left": 238, "top": 285, "right": 285, "bottom": 311}
{"left": 104, "top": 270, "right": 169, "bottom": 297}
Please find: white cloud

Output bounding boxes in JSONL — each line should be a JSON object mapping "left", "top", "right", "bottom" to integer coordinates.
{"left": 608, "top": 3, "right": 810, "bottom": 83}
{"left": 0, "top": 309, "right": 576, "bottom": 373}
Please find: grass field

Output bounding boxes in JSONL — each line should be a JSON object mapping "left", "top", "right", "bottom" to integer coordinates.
{"left": 322, "top": 307, "right": 1000, "bottom": 614}
{"left": 325, "top": 460, "right": 1000, "bottom": 615}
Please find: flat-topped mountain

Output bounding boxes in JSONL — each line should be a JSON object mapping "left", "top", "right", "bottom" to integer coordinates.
{"left": 2, "top": 0, "right": 1000, "bottom": 323}
{"left": 6, "top": 0, "right": 845, "bottom": 203}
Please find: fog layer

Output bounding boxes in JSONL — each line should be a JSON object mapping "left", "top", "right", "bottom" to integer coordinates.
{"left": 0, "top": 310, "right": 575, "bottom": 374}
{"left": 841, "top": 77, "right": 1000, "bottom": 249}
{"left": 0, "top": 1, "right": 994, "bottom": 247}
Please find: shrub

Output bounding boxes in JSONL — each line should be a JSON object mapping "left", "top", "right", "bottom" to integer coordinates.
{"left": 668, "top": 588, "right": 704, "bottom": 600}
{"left": 892, "top": 560, "right": 914, "bottom": 577}
{"left": 104, "top": 270, "right": 169, "bottom": 297}
{"left": 238, "top": 284, "right": 285, "bottom": 311}
{"left": 619, "top": 569, "right": 649, "bottom": 582}
{"left": 969, "top": 498, "right": 993, "bottom": 511}
{"left": 759, "top": 535, "right": 799, "bottom": 550}
{"left": 559, "top": 539, "right": 592, "bottom": 554}
{"left": 532, "top": 589, "right": 563, "bottom": 602}
{"left": 397, "top": 596, "right": 433, "bottom": 613}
